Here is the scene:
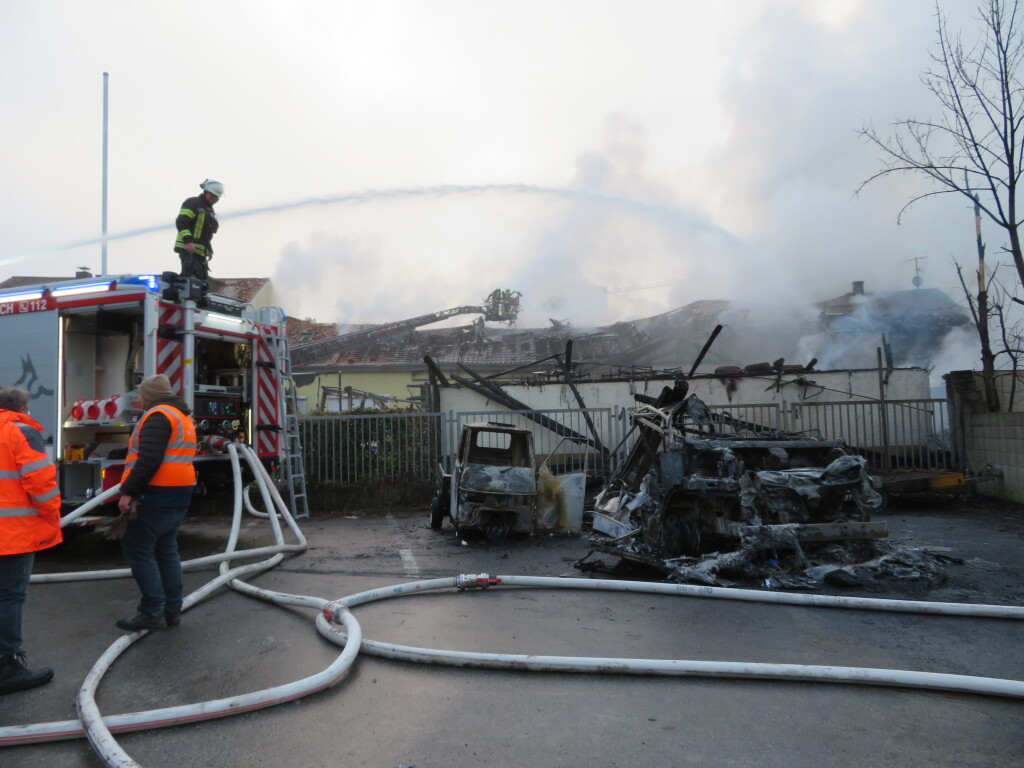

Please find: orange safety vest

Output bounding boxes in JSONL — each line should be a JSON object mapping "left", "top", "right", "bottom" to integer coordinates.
{"left": 0, "top": 409, "right": 63, "bottom": 555}
{"left": 121, "top": 405, "right": 197, "bottom": 489}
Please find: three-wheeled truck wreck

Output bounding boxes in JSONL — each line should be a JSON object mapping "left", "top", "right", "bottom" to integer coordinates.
{"left": 430, "top": 421, "right": 586, "bottom": 539}
{"left": 587, "top": 380, "right": 888, "bottom": 585}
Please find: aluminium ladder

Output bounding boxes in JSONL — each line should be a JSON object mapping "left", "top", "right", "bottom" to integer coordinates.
{"left": 258, "top": 308, "right": 310, "bottom": 519}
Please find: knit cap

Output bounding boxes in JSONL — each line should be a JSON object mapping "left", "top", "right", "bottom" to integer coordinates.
{"left": 139, "top": 374, "right": 173, "bottom": 402}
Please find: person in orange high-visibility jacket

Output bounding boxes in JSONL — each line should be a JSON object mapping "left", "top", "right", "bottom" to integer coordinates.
{"left": 115, "top": 375, "right": 197, "bottom": 632}
{"left": 0, "top": 386, "right": 61, "bottom": 695}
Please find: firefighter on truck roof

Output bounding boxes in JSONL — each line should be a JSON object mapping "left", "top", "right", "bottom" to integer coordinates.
{"left": 175, "top": 179, "right": 223, "bottom": 282}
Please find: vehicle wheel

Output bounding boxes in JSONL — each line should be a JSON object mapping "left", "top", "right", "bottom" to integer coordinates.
{"left": 484, "top": 515, "right": 510, "bottom": 541}
{"left": 429, "top": 496, "right": 445, "bottom": 530}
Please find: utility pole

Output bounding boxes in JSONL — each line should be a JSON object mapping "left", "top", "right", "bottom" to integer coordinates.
{"left": 101, "top": 72, "right": 109, "bottom": 276}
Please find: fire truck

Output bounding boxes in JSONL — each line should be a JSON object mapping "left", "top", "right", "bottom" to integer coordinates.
{"left": 0, "top": 272, "right": 305, "bottom": 523}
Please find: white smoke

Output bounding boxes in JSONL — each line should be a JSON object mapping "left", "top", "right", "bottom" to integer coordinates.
{"left": 930, "top": 326, "right": 982, "bottom": 392}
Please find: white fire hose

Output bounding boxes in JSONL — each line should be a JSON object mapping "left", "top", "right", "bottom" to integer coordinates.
{"left": 321, "top": 574, "right": 1024, "bottom": 699}
{"left": 2, "top": 444, "right": 1023, "bottom": 767}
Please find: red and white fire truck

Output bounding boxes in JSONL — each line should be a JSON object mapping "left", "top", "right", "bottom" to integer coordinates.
{"left": 0, "top": 273, "right": 294, "bottom": 521}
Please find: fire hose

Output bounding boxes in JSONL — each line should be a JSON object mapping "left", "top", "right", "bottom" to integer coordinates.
{"left": 1, "top": 445, "right": 1023, "bottom": 766}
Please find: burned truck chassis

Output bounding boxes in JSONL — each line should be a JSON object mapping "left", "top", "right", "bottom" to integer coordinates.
{"left": 592, "top": 392, "right": 885, "bottom": 568}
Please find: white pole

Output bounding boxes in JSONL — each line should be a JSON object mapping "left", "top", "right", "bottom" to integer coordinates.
{"left": 101, "top": 72, "right": 109, "bottom": 276}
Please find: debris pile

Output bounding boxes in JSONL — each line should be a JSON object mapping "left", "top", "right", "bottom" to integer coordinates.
{"left": 650, "top": 537, "right": 957, "bottom": 590}
{"left": 578, "top": 381, "right": 948, "bottom": 589}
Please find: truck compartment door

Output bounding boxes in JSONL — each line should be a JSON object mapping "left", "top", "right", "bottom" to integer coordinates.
{"left": 2, "top": 309, "right": 60, "bottom": 452}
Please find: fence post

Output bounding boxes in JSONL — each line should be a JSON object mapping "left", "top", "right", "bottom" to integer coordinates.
{"left": 876, "top": 348, "right": 891, "bottom": 469}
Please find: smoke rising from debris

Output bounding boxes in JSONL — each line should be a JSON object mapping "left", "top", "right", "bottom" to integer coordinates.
{"left": 7, "top": 2, "right": 999, "bottom": 382}
{"left": 268, "top": 108, "right": 981, "bottom": 379}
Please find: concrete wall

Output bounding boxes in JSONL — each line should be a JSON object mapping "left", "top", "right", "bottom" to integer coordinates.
{"left": 251, "top": 283, "right": 277, "bottom": 309}
{"left": 964, "top": 411, "right": 1024, "bottom": 504}
{"left": 438, "top": 368, "right": 933, "bottom": 414}
{"left": 295, "top": 365, "right": 934, "bottom": 417}
{"left": 959, "top": 371, "right": 1024, "bottom": 504}
{"left": 297, "top": 370, "right": 424, "bottom": 410}
{"left": 992, "top": 371, "right": 1024, "bottom": 412}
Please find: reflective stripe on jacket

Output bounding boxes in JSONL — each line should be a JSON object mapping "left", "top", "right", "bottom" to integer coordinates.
{"left": 122, "top": 405, "right": 197, "bottom": 489}
{"left": 0, "top": 409, "right": 63, "bottom": 555}
{"left": 174, "top": 194, "right": 219, "bottom": 258}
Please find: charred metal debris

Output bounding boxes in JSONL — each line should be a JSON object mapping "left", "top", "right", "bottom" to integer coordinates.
{"left": 580, "top": 380, "right": 955, "bottom": 590}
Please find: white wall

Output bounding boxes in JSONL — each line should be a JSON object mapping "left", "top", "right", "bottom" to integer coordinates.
{"left": 964, "top": 411, "right": 1024, "bottom": 504}
{"left": 438, "top": 368, "right": 932, "bottom": 414}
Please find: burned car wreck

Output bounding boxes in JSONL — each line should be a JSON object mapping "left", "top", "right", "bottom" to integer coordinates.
{"left": 431, "top": 422, "right": 586, "bottom": 539}
{"left": 587, "top": 381, "right": 892, "bottom": 587}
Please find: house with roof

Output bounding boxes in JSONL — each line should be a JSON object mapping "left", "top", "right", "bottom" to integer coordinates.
{"left": 206, "top": 276, "right": 277, "bottom": 308}
{"left": 806, "top": 280, "right": 971, "bottom": 370}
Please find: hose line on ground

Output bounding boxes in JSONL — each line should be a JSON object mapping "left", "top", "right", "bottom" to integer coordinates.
{"left": 4, "top": 448, "right": 1024, "bottom": 766}
{"left": 320, "top": 574, "right": 1024, "bottom": 699}
{"left": 0, "top": 445, "right": 362, "bottom": 759}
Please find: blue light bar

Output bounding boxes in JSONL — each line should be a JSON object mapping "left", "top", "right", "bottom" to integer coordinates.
{"left": 119, "top": 274, "right": 161, "bottom": 293}
{"left": 50, "top": 280, "right": 114, "bottom": 297}
{"left": 0, "top": 288, "right": 45, "bottom": 301}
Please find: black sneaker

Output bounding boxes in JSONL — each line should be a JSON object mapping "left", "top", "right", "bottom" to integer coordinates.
{"left": 164, "top": 606, "right": 182, "bottom": 627}
{"left": 116, "top": 612, "right": 166, "bottom": 631}
{"left": 0, "top": 652, "right": 53, "bottom": 695}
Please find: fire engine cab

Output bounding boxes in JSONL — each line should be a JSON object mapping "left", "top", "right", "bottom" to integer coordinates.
{"left": 0, "top": 273, "right": 296, "bottom": 521}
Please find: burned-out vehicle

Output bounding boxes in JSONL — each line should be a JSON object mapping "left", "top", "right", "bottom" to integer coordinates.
{"left": 592, "top": 383, "right": 886, "bottom": 570}
{"left": 431, "top": 422, "right": 585, "bottom": 539}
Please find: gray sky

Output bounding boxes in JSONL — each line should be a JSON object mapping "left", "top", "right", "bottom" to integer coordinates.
{"left": 1, "top": 0, "right": 989, "bottom": 334}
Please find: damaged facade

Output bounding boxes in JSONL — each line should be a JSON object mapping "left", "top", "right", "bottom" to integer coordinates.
{"left": 283, "top": 279, "right": 964, "bottom": 413}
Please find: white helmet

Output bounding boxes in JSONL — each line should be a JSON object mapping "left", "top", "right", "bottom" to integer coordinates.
{"left": 200, "top": 179, "right": 225, "bottom": 198}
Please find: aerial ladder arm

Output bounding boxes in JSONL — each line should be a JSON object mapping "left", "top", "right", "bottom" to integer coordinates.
{"left": 290, "top": 289, "right": 521, "bottom": 366}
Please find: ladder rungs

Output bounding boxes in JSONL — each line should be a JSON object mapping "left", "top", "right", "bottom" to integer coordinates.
{"left": 259, "top": 327, "right": 310, "bottom": 519}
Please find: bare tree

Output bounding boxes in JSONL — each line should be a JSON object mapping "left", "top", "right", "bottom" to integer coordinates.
{"left": 991, "top": 275, "right": 1024, "bottom": 407}
{"left": 955, "top": 253, "right": 1001, "bottom": 410}
{"left": 859, "top": 0, "right": 1024, "bottom": 293}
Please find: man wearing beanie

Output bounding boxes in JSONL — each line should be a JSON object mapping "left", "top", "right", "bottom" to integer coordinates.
{"left": 115, "top": 374, "right": 197, "bottom": 631}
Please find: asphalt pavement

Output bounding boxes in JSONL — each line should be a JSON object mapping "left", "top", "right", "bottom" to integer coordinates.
{"left": 1, "top": 498, "right": 1023, "bottom": 768}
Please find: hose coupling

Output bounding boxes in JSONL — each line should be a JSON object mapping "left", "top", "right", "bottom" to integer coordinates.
{"left": 323, "top": 601, "right": 349, "bottom": 624}
{"left": 456, "top": 573, "right": 503, "bottom": 590}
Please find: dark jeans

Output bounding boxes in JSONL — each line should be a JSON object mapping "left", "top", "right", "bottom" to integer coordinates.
{"left": 121, "top": 505, "right": 188, "bottom": 615}
{"left": 0, "top": 552, "right": 34, "bottom": 655}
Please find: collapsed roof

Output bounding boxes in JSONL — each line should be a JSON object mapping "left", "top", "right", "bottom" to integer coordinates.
{"left": 285, "top": 282, "right": 967, "bottom": 377}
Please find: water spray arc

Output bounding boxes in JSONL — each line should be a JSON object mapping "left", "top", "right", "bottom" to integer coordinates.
{"left": 6, "top": 184, "right": 744, "bottom": 265}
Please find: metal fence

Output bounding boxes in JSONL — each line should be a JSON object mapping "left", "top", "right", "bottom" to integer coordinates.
{"left": 298, "top": 408, "right": 628, "bottom": 486}
{"left": 707, "top": 403, "right": 785, "bottom": 435}
{"left": 709, "top": 398, "right": 955, "bottom": 471}
{"left": 787, "top": 398, "right": 955, "bottom": 470}
{"left": 299, "top": 412, "right": 443, "bottom": 486}
{"left": 297, "top": 398, "right": 956, "bottom": 486}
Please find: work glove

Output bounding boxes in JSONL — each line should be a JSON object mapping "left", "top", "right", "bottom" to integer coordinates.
{"left": 103, "top": 500, "right": 138, "bottom": 540}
